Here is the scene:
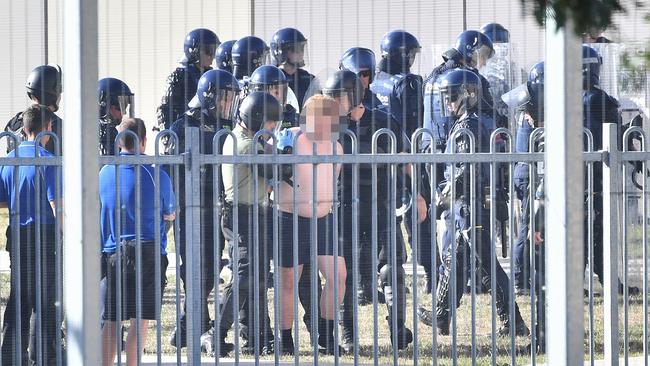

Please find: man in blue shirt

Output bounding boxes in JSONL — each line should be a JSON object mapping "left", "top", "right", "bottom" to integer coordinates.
{"left": 99, "top": 118, "right": 176, "bottom": 366}
{"left": 0, "top": 104, "right": 62, "bottom": 365}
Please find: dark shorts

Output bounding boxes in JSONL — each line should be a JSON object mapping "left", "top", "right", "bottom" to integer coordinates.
{"left": 103, "top": 242, "right": 169, "bottom": 321}
{"left": 277, "top": 211, "right": 340, "bottom": 267}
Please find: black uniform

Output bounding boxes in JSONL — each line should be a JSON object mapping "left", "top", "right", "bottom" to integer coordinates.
{"left": 157, "top": 64, "right": 209, "bottom": 132}
{"left": 338, "top": 95, "right": 411, "bottom": 343}
{"left": 169, "top": 108, "right": 232, "bottom": 338}
{"left": 282, "top": 68, "right": 314, "bottom": 111}
{"left": 4, "top": 111, "right": 63, "bottom": 154}
{"left": 434, "top": 112, "right": 526, "bottom": 333}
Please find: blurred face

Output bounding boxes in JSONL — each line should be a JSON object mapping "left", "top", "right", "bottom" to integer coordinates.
{"left": 301, "top": 104, "right": 341, "bottom": 142}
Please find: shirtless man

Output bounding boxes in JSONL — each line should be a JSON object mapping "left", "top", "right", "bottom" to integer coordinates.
{"left": 275, "top": 95, "right": 346, "bottom": 355}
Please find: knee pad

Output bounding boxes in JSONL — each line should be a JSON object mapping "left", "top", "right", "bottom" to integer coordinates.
{"left": 379, "top": 264, "right": 406, "bottom": 288}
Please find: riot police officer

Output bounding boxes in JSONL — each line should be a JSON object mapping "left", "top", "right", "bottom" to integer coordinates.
{"left": 581, "top": 45, "right": 640, "bottom": 296}
{"left": 504, "top": 61, "right": 544, "bottom": 292}
{"left": 270, "top": 27, "right": 316, "bottom": 110}
{"left": 480, "top": 23, "right": 518, "bottom": 123}
{"left": 325, "top": 70, "right": 419, "bottom": 352}
{"left": 5, "top": 65, "right": 63, "bottom": 154}
{"left": 418, "top": 69, "right": 528, "bottom": 337}
{"left": 502, "top": 61, "right": 547, "bottom": 350}
{"left": 248, "top": 65, "right": 298, "bottom": 129}
{"left": 98, "top": 77, "right": 134, "bottom": 155}
{"left": 168, "top": 69, "right": 241, "bottom": 350}
{"left": 216, "top": 40, "right": 237, "bottom": 73}
{"left": 370, "top": 29, "right": 424, "bottom": 139}
{"left": 423, "top": 29, "right": 497, "bottom": 152}
{"left": 232, "top": 36, "right": 270, "bottom": 81}
{"left": 156, "top": 28, "right": 219, "bottom": 132}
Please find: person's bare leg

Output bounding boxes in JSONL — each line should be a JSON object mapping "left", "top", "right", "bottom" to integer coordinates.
{"left": 279, "top": 265, "right": 303, "bottom": 329}
{"left": 317, "top": 256, "right": 347, "bottom": 320}
{"left": 101, "top": 321, "right": 118, "bottom": 366}
{"left": 125, "top": 319, "right": 149, "bottom": 366}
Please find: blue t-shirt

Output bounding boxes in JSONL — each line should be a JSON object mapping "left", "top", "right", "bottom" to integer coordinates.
{"left": 99, "top": 153, "right": 176, "bottom": 254}
{"left": 0, "top": 141, "right": 61, "bottom": 225}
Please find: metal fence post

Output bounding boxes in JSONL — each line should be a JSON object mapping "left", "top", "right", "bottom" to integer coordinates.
{"left": 62, "top": 0, "right": 101, "bottom": 364}
{"left": 602, "top": 123, "right": 620, "bottom": 365}
{"left": 544, "top": 15, "right": 585, "bottom": 366}
{"left": 184, "top": 126, "right": 203, "bottom": 363}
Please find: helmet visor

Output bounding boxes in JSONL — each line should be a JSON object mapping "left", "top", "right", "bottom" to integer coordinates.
{"left": 209, "top": 89, "right": 241, "bottom": 121}
{"left": 438, "top": 88, "right": 465, "bottom": 118}
{"left": 500, "top": 83, "right": 530, "bottom": 110}
{"left": 117, "top": 95, "right": 135, "bottom": 118}
{"left": 255, "top": 83, "right": 288, "bottom": 106}
{"left": 200, "top": 44, "right": 218, "bottom": 59}
{"left": 284, "top": 41, "right": 309, "bottom": 68}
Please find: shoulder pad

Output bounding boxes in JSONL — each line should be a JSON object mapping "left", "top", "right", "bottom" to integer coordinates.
{"left": 5, "top": 112, "right": 24, "bottom": 132}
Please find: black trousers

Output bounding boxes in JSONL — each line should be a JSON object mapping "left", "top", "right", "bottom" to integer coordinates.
{"left": 218, "top": 204, "right": 272, "bottom": 345}
{"left": 339, "top": 205, "right": 407, "bottom": 329}
{"left": 177, "top": 207, "right": 223, "bottom": 333}
{"left": 1, "top": 224, "right": 60, "bottom": 366}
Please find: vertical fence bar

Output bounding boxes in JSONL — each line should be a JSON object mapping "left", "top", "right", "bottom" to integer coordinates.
{"left": 183, "top": 126, "right": 202, "bottom": 363}
{"left": 544, "top": 15, "right": 584, "bottom": 366}
{"left": 602, "top": 123, "right": 620, "bottom": 366}
{"left": 62, "top": 0, "right": 101, "bottom": 364}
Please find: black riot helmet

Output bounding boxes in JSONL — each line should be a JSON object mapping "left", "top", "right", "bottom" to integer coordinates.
{"left": 26, "top": 65, "right": 63, "bottom": 111}
{"left": 582, "top": 45, "right": 602, "bottom": 90}
{"left": 379, "top": 30, "right": 421, "bottom": 74}
{"left": 189, "top": 69, "right": 242, "bottom": 121}
{"left": 238, "top": 91, "right": 283, "bottom": 133}
{"left": 183, "top": 28, "right": 220, "bottom": 64}
{"left": 339, "top": 47, "right": 377, "bottom": 84}
{"left": 232, "top": 36, "right": 270, "bottom": 80}
{"left": 322, "top": 70, "right": 364, "bottom": 115}
{"left": 216, "top": 40, "right": 237, "bottom": 73}
{"left": 435, "top": 68, "right": 482, "bottom": 118}
{"left": 480, "top": 23, "right": 510, "bottom": 44}
{"left": 249, "top": 65, "right": 289, "bottom": 106}
{"left": 454, "top": 30, "right": 495, "bottom": 69}
{"left": 527, "top": 61, "right": 545, "bottom": 121}
{"left": 270, "top": 27, "right": 308, "bottom": 67}
{"left": 98, "top": 77, "right": 135, "bottom": 122}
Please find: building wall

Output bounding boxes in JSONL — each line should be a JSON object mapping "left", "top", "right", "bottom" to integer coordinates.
{"left": 0, "top": 0, "right": 648, "bottom": 153}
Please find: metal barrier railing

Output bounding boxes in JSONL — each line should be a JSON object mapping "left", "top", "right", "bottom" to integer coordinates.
{"left": 0, "top": 123, "right": 647, "bottom": 365}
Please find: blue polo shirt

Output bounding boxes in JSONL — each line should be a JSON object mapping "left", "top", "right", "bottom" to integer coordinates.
{"left": 99, "top": 153, "right": 176, "bottom": 254}
{"left": 0, "top": 141, "right": 61, "bottom": 225}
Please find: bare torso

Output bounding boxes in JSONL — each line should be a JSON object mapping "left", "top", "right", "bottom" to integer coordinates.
{"left": 276, "top": 129, "right": 342, "bottom": 218}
